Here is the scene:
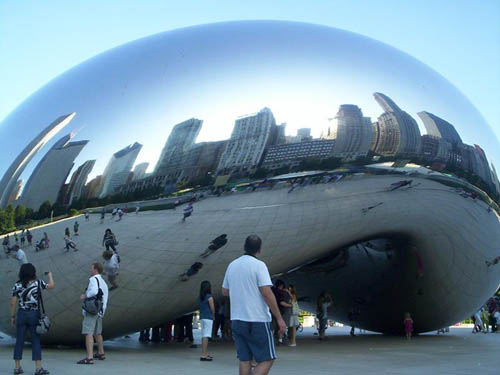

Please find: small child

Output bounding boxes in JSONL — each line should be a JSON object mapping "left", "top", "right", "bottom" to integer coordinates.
{"left": 404, "top": 312, "right": 413, "bottom": 340}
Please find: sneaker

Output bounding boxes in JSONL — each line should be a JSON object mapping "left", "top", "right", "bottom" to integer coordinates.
{"left": 13, "top": 367, "right": 23, "bottom": 374}
{"left": 34, "top": 368, "right": 49, "bottom": 375}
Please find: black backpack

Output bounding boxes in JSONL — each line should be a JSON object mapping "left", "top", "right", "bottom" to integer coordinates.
{"left": 82, "top": 277, "right": 104, "bottom": 315}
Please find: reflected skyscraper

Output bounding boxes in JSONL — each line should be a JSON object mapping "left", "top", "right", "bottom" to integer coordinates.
{"left": 19, "top": 133, "right": 88, "bottom": 210}
{"left": 373, "top": 93, "right": 421, "bottom": 156}
{"left": 0, "top": 112, "right": 75, "bottom": 208}
{"left": 63, "top": 159, "right": 96, "bottom": 205}
{"left": 99, "top": 142, "right": 142, "bottom": 198}
{"left": 132, "top": 162, "right": 149, "bottom": 181}
{"left": 7, "top": 179, "right": 23, "bottom": 206}
{"left": 217, "top": 107, "right": 279, "bottom": 174}
{"left": 155, "top": 118, "right": 202, "bottom": 174}
{"left": 417, "top": 111, "right": 462, "bottom": 144}
{"left": 328, "top": 104, "right": 373, "bottom": 160}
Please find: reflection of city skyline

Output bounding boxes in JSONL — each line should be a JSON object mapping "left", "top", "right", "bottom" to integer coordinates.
{"left": 1, "top": 91, "right": 499, "bottom": 210}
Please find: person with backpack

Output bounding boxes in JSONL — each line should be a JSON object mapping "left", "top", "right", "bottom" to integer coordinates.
{"left": 77, "top": 263, "right": 109, "bottom": 365}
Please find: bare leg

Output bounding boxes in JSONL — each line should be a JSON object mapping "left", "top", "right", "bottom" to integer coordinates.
{"left": 35, "top": 360, "right": 42, "bottom": 370}
{"left": 239, "top": 361, "right": 252, "bottom": 375}
{"left": 201, "top": 337, "right": 209, "bottom": 357}
{"left": 95, "top": 334, "right": 105, "bottom": 355}
{"left": 85, "top": 334, "right": 94, "bottom": 358}
{"left": 253, "top": 360, "right": 274, "bottom": 375}
{"left": 14, "top": 360, "right": 21, "bottom": 369}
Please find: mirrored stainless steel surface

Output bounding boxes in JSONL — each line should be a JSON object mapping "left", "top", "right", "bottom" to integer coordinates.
{"left": 0, "top": 21, "right": 498, "bottom": 343}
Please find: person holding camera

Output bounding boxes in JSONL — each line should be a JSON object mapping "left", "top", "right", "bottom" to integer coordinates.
{"left": 10, "top": 264, "right": 54, "bottom": 375}
{"left": 77, "top": 263, "right": 109, "bottom": 365}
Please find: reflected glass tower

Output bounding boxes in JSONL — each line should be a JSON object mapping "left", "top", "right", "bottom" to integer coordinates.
{"left": 155, "top": 119, "right": 202, "bottom": 175}
{"left": 0, "top": 113, "right": 75, "bottom": 208}
{"left": 217, "top": 107, "right": 278, "bottom": 174}
{"left": 330, "top": 104, "right": 373, "bottom": 160}
{"left": 63, "top": 159, "right": 96, "bottom": 205}
{"left": 19, "top": 133, "right": 88, "bottom": 210}
{"left": 417, "top": 111, "right": 462, "bottom": 144}
{"left": 373, "top": 93, "right": 421, "bottom": 157}
{"left": 99, "top": 142, "right": 142, "bottom": 198}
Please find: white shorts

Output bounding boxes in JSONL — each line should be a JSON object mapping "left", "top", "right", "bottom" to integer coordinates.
{"left": 201, "top": 319, "right": 213, "bottom": 338}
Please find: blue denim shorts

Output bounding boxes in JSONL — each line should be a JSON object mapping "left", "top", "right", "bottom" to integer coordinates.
{"left": 231, "top": 320, "right": 276, "bottom": 362}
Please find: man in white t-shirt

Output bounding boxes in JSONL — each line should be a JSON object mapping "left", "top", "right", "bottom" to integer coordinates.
{"left": 77, "top": 263, "right": 109, "bottom": 364}
{"left": 222, "top": 235, "right": 285, "bottom": 375}
{"left": 10, "top": 245, "right": 28, "bottom": 264}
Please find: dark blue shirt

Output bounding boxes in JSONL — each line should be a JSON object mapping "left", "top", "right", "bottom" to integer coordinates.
{"left": 199, "top": 293, "right": 213, "bottom": 320}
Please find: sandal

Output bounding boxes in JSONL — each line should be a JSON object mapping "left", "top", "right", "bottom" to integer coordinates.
{"left": 35, "top": 368, "right": 50, "bottom": 375}
{"left": 76, "top": 358, "right": 94, "bottom": 364}
{"left": 93, "top": 353, "right": 106, "bottom": 360}
{"left": 200, "top": 356, "right": 213, "bottom": 361}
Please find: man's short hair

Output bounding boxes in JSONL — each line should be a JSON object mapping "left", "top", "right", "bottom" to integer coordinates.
{"left": 244, "top": 235, "right": 262, "bottom": 254}
{"left": 92, "top": 262, "right": 104, "bottom": 274}
{"left": 274, "top": 279, "right": 285, "bottom": 289}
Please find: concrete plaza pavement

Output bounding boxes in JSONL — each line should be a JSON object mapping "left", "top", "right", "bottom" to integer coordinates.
{"left": 1, "top": 326, "right": 499, "bottom": 375}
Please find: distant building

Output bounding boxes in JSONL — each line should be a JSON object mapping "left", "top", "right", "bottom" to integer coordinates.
{"left": 286, "top": 128, "right": 312, "bottom": 143}
{"left": 490, "top": 163, "right": 500, "bottom": 196}
{"left": 99, "top": 142, "right": 142, "bottom": 198}
{"left": 373, "top": 93, "right": 421, "bottom": 157}
{"left": 19, "top": 133, "right": 88, "bottom": 210}
{"left": 473, "top": 145, "right": 493, "bottom": 188}
{"left": 7, "top": 179, "right": 23, "bottom": 206}
{"left": 63, "top": 160, "right": 96, "bottom": 205}
{"left": 155, "top": 118, "right": 202, "bottom": 174}
{"left": 82, "top": 175, "right": 102, "bottom": 200}
{"left": 0, "top": 112, "right": 75, "bottom": 208}
{"left": 262, "top": 139, "right": 336, "bottom": 170}
{"left": 420, "top": 135, "right": 451, "bottom": 163}
{"left": 132, "top": 162, "right": 149, "bottom": 181}
{"left": 417, "top": 111, "right": 462, "bottom": 144}
{"left": 217, "top": 108, "right": 282, "bottom": 174}
{"left": 118, "top": 141, "right": 227, "bottom": 195}
{"left": 326, "top": 105, "right": 373, "bottom": 160}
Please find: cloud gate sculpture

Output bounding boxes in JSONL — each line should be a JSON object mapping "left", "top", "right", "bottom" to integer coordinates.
{"left": 0, "top": 21, "right": 499, "bottom": 344}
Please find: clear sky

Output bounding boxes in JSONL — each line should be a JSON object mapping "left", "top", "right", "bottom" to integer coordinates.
{"left": 1, "top": 0, "right": 499, "bottom": 142}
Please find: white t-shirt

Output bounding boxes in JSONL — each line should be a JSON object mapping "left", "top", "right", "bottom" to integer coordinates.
{"left": 104, "top": 255, "right": 119, "bottom": 275}
{"left": 84, "top": 274, "right": 109, "bottom": 317}
{"left": 15, "top": 250, "right": 28, "bottom": 264}
{"left": 222, "top": 255, "right": 272, "bottom": 322}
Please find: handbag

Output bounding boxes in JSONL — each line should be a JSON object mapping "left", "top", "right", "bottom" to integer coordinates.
{"left": 36, "top": 280, "right": 51, "bottom": 335}
{"left": 82, "top": 277, "right": 104, "bottom": 315}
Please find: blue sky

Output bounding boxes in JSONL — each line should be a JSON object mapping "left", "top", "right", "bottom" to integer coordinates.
{"left": 1, "top": 0, "right": 499, "bottom": 141}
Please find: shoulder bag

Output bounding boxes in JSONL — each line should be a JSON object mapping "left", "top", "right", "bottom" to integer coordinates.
{"left": 36, "top": 280, "right": 51, "bottom": 335}
{"left": 82, "top": 277, "right": 104, "bottom": 315}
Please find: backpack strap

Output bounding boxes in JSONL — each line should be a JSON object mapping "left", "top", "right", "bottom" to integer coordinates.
{"left": 37, "top": 280, "right": 46, "bottom": 315}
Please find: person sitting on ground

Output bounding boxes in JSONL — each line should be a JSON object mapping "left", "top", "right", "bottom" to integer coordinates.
{"left": 102, "top": 250, "right": 119, "bottom": 291}
{"left": 200, "top": 234, "right": 228, "bottom": 258}
{"left": 64, "top": 228, "right": 78, "bottom": 252}
{"left": 179, "top": 262, "right": 203, "bottom": 281}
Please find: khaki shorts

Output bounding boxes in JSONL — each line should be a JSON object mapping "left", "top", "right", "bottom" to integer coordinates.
{"left": 82, "top": 314, "right": 103, "bottom": 335}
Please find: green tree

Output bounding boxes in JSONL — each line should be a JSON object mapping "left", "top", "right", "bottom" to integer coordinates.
{"left": 14, "top": 204, "right": 26, "bottom": 226}
{"left": 37, "top": 201, "right": 52, "bottom": 219}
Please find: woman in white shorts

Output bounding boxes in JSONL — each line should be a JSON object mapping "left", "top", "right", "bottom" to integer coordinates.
{"left": 199, "top": 280, "right": 215, "bottom": 361}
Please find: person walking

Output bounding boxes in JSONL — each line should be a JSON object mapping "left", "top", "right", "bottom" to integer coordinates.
{"left": 3, "top": 234, "right": 10, "bottom": 257}
{"left": 287, "top": 285, "right": 300, "bottom": 347}
{"left": 102, "top": 250, "right": 119, "bottom": 290}
{"left": 182, "top": 202, "right": 194, "bottom": 222}
{"left": 222, "top": 235, "right": 286, "bottom": 375}
{"left": 102, "top": 229, "right": 118, "bottom": 255}
{"left": 64, "top": 228, "right": 78, "bottom": 252}
{"left": 199, "top": 280, "right": 215, "bottom": 361}
{"left": 20, "top": 230, "right": 26, "bottom": 247}
{"left": 135, "top": 205, "right": 140, "bottom": 215}
{"left": 84, "top": 211, "right": 90, "bottom": 222}
{"left": 100, "top": 208, "right": 105, "bottom": 224}
{"left": 10, "top": 263, "right": 54, "bottom": 374}
{"left": 77, "top": 263, "right": 109, "bottom": 364}
{"left": 43, "top": 232, "right": 50, "bottom": 248}
{"left": 26, "top": 230, "right": 33, "bottom": 246}
{"left": 73, "top": 221, "right": 80, "bottom": 236}
{"left": 14, "top": 232, "right": 19, "bottom": 245}
{"left": 316, "top": 291, "right": 332, "bottom": 340}
{"left": 404, "top": 312, "right": 414, "bottom": 340}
